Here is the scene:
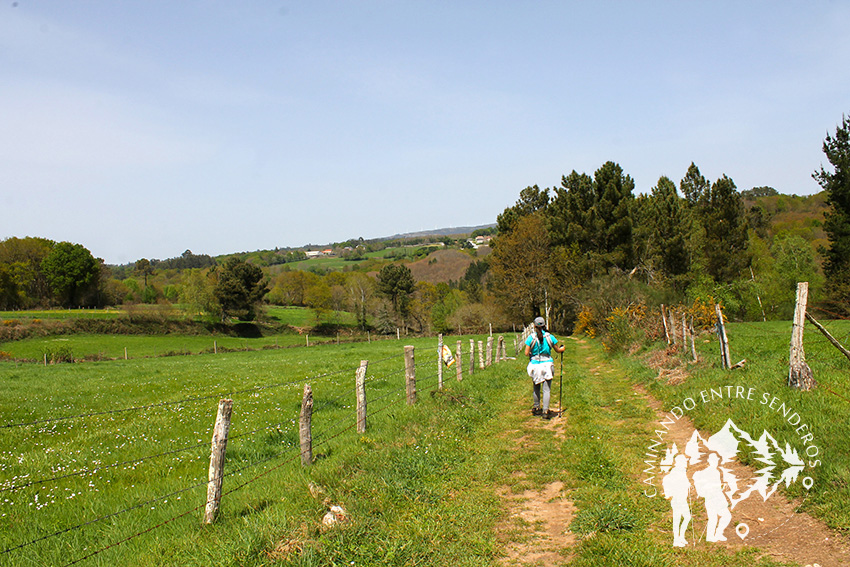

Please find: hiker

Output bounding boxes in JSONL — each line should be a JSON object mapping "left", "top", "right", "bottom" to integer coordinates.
{"left": 524, "top": 316, "right": 565, "bottom": 419}
{"left": 692, "top": 452, "right": 732, "bottom": 542}
{"left": 663, "top": 453, "right": 692, "bottom": 547}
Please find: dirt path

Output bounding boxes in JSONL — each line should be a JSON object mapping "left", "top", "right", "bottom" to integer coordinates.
{"left": 496, "top": 477, "right": 576, "bottom": 566}
{"left": 634, "top": 381, "right": 850, "bottom": 567}
{"left": 496, "top": 338, "right": 849, "bottom": 566}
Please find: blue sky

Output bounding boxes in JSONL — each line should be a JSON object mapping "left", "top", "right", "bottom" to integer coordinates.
{"left": 2, "top": 1, "right": 849, "bottom": 265}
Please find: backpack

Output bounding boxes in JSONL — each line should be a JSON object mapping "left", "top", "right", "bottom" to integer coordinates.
{"left": 529, "top": 332, "right": 554, "bottom": 361}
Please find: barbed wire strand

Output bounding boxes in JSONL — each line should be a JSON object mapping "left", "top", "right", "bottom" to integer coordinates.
{"left": 6, "top": 345, "right": 492, "bottom": 560}
{"left": 0, "top": 439, "right": 209, "bottom": 494}
{"left": 58, "top": 387, "right": 418, "bottom": 565}
{"left": 2, "top": 363, "right": 417, "bottom": 495}
{"left": 2, "top": 353, "right": 406, "bottom": 430}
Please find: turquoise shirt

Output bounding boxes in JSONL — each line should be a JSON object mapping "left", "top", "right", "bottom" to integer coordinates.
{"left": 525, "top": 332, "right": 558, "bottom": 364}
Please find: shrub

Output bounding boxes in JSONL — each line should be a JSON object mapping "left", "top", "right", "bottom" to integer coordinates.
{"left": 688, "top": 296, "right": 719, "bottom": 331}
{"left": 574, "top": 306, "right": 596, "bottom": 338}
{"left": 602, "top": 303, "right": 646, "bottom": 352}
{"left": 42, "top": 344, "right": 74, "bottom": 363}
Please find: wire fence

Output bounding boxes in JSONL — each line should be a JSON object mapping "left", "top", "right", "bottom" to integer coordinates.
{"left": 0, "top": 335, "right": 508, "bottom": 566}
{"left": 4, "top": 301, "right": 849, "bottom": 565}
{"left": 660, "top": 297, "right": 850, "bottom": 402}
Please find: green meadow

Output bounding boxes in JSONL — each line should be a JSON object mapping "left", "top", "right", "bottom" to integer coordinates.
{"left": 0, "top": 307, "right": 361, "bottom": 362}
{"left": 0, "top": 321, "right": 848, "bottom": 566}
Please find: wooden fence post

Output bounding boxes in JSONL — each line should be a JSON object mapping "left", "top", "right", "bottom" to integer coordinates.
{"left": 204, "top": 398, "right": 233, "bottom": 524}
{"left": 478, "top": 340, "right": 485, "bottom": 369}
{"left": 715, "top": 304, "right": 731, "bottom": 370}
{"left": 469, "top": 339, "right": 475, "bottom": 375}
{"left": 661, "top": 304, "right": 670, "bottom": 345}
{"left": 668, "top": 310, "right": 678, "bottom": 346}
{"left": 789, "top": 282, "right": 816, "bottom": 391}
{"left": 689, "top": 315, "right": 697, "bottom": 363}
{"left": 356, "top": 360, "right": 368, "bottom": 434}
{"left": 300, "top": 384, "right": 313, "bottom": 466}
{"left": 405, "top": 345, "right": 416, "bottom": 405}
{"left": 437, "top": 334, "right": 444, "bottom": 391}
{"left": 456, "top": 340, "right": 463, "bottom": 381}
{"left": 486, "top": 336, "right": 493, "bottom": 367}
{"left": 498, "top": 336, "right": 505, "bottom": 361}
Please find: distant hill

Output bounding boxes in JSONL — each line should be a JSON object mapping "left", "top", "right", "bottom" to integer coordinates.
{"left": 407, "top": 247, "right": 491, "bottom": 284}
{"left": 743, "top": 191, "right": 828, "bottom": 260}
{"left": 382, "top": 224, "right": 496, "bottom": 240}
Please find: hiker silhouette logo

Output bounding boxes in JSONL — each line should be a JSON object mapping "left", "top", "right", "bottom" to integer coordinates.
{"left": 660, "top": 420, "right": 807, "bottom": 547}
{"left": 641, "top": 387, "right": 819, "bottom": 548}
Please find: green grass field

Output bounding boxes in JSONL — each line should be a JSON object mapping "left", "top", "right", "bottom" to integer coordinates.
{"left": 0, "top": 307, "right": 363, "bottom": 362}
{"left": 1, "top": 321, "right": 848, "bottom": 566}
{"left": 0, "top": 308, "right": 124, "bottom": 321}
{"left": 0, "top": 333, "right": 502, "bottom": 566}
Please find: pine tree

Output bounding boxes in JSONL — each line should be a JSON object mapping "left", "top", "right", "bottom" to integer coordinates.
{"left": 814, "top": 114, "right": 850, "bottom": 310}
{"left": 700, "top": 175, "right": 750, "bottom": 283}
{"left": 648, "top": 176, "right": 689, "bottom": 284}
{"left": 496, "top": 185, "right": 550, "bottom": 235}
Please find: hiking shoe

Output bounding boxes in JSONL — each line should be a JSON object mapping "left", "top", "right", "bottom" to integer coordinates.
{"left": 531, "top": 407, "right": 542, "bottom": 416}
{"left": 543, "top": 410, "right": 556, "bottom": 420}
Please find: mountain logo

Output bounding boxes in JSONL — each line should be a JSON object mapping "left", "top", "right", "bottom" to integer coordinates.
{"left": 659, "top": 419, "right": 808, "bottom": 547}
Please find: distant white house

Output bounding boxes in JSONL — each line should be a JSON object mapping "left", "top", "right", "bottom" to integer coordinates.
{"left": 305, "top": 249, "right": 334, "bottom": 259}
{"left": 468, "top": 235, "right": 492, "bottom": 249}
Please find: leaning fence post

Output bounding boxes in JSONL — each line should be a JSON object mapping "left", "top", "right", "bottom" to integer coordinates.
{"left": 689, "top": 315, "right": 697, "bottom": 363}
{"left": 456, "top": 340, "right": 463, "bottom": 382}
{"left": 715, "top": 304, "right": 731, "bottom": 370}
{"left": 498, "top": 336, "right": 505, "bottom": 362}
{"left": 437, "top": 334, "right": 444, "bottom": 391}
{"left": 478, "top": 340, "right": 485, "bottom": 369}
{"left": 300, "top": 384, "right": 313, "bottom": 466}
{"left": 405, "top": 345, "right": 416, "bottom": 405}
{"left": 356, "top": 360, "right": 368, "bottom": 433}
{"left": 789, "top": 282, "right": 816, "bottom": 391}
{"left": 469, "top": 339, "right": 475, "bottom": 375}
{"left": 204, "top": 398, "right": 233, "bottom": 524}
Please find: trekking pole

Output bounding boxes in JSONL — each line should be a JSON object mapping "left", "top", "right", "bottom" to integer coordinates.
{"left": 558, "top": 350, "right": 563, "bottom": 417}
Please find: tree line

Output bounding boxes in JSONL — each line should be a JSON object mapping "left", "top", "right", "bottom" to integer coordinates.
{"left": 489, "top": 115, "right": 850, "bottom": 335}
{"left": 0, "top": 235, "right": 497, "bottom": 335}
{"left": 4, "top": 116, "right": 847, "bottom": 338}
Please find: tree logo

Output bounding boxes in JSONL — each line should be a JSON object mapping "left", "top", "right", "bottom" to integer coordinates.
{"left": 660, "top": 419, "right": 807, "bottom": 547}
{"left": 641, "top": 386, "right": 820, "bottom": 548}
